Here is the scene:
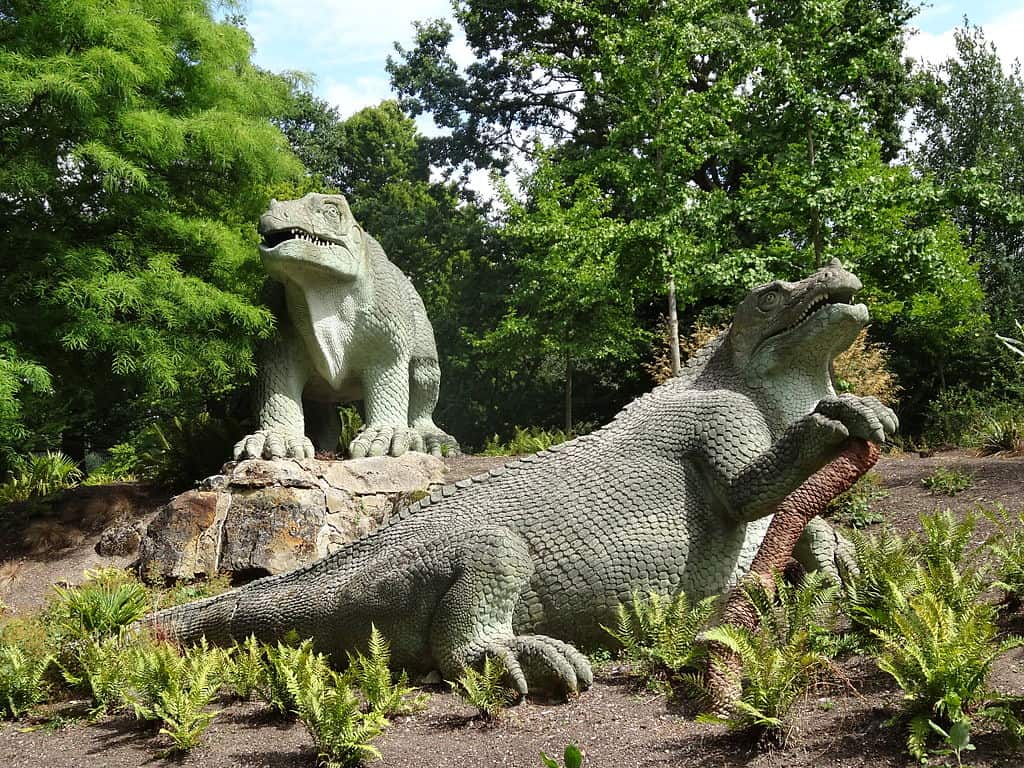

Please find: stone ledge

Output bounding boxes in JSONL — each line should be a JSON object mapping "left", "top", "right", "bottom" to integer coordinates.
{"left": 139, "top": 453, "right": 446, "bottom": 581}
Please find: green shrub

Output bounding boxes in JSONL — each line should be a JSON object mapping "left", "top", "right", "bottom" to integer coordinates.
{"left": 921, "top": 467, "right": 974, "bottom": 495}
{"left": 338, "top": 406, "right": 364, "bottom": 454}
{"left": 227, "top": 634, "right": 264, "bottom": 700}
{"left": 481, "top": 426, "right": 573, "bottom": 455}
{"left": 922, "top": 386, "right": 1024, "bottom": 450}
{"left": 975, "top": 414, "right": 1024, "bottom": 456}
{"left": 874, "top": 587, "right": 1024, "bottom": 762}
{"left": 64, "top": 636, "right": 131, "bottom": 719}
{"left": 843, "top": 527, "right": 921, "bottom": 640}
{"left": 124, "top": 638, "right": 228, "bottom": 755}
{"left": 260, "top": 638, "right": 332, "bottom": 716}
{"left": 0, "top": 451, "right": 82, "bottom": 503}
{"left": 696, "top": 574, "right": 840, "bottom": 742}
{"left": 603, "top": 589, "right": 717, "bottom": 685}
{"left": 83, "top": 443, "right": 140, "bottom": 485}
{"left": 343, "top": 624, "right": 427, "bottom": 716}
{"left": 133, "top": 412, "right": 241, "bottom": 488}
{"left": 449, "top": 655, "right": 517, "bottom": 720}
{"left": 984, "top": 506, "right": 1024, "bottom": 605}
{"left": 826, "top": 471, "right": 888, "bottom": 528}
{"left": 0, "top": 643, "right": 52, "bottom": 718}
{"left": 288, "top": 664, "right": 387, "bottom": 768}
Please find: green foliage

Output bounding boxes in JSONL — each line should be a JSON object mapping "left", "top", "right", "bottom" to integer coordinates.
{"left": 343, "top": 625, "right": 426, "bottom": 717}
{"left": 697, "top": 574, "right": 840, "bottom": 741}
{"left": 227, "top": 634, "right": 264, "bottom": 701}
{"left": 540, "top": 742, "right": 584, "bottom": 768}
{"left": 67, "top": 635, "right": 131, "bottom": 719}
{"left": 603, "top": 589, "right": 717, "bottom": 684}
{"left": 481, "top": 426, "right": 574, "bottom": 456}
{"left": 826, "top": 471, "right": 888, "bottom": 528}
{"left": 922, "top": 386, "right": 1024, "bottom": 449}
{"left": 0, "top": 643, "right": 52, "bottom": 718}
{"left": 124, "top": 638, "right": 227, "bottom": 755}
{"left": 975, "top": 414, "right": 1024, "bottom": 456}
{"left": 150, "top": 573, "right": 233, "bottom": 612}
{"left": 0, "top": 451, "right": 83, "bottom": 503}
{"left": 984, "top": 506, "right": 1024, "bottom": 604}
{"left": 0, "top": 0, "right": 303, "bottom": 471}
{"left": 449, "top": 655, "right": 517, "bottom": 721}
{"left": 337, "top": 406, "right": 363, "bottom": 456}
{"left": 132, "top": 413, "right": 242, "bottom": 488}
{"left": 843, "top": 527, "right": 922, "bottom": 640}
{"left": 873, "top": 587, "right": 1023, "bottom": 762}
{"left": 287, "top": 662, "right": 387, "bottom": 768}
{"left": 260, "top": 638, "right": 332, "bottom": 717}
{"left": 921, "top": 467, "right": 974, "bottom": 496}
{"left": 49, "top": 568, "right": 149, "bottom": 641}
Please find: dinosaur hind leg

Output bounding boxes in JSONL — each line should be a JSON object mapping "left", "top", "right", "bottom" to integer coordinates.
{"left": 430, "top": 526, "right": 592, "bottom": 697}
{"left": 408, "top": 357, "right": 459, "bottom": 456}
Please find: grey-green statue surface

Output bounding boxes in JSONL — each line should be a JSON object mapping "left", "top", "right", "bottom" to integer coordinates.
{"left": 233, "top": 193, "right": 459, "bottom": 460}
{"left": 155, "top": 259, "right": 896, "bottom": 696}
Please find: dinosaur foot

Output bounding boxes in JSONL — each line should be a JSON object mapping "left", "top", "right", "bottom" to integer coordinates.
{"left": 349, "top": 424, "right": 424, "bottom": 458}
{"left": 233, "top": 430, "right": 315, "bottom": 460}
{"left": 412, "top": 420, "right": 461, "bottom": 457}
{"left": 477, "top": 634, "right": 593, "bottom": 698}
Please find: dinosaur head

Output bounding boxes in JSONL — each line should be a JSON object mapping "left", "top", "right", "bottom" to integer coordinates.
{"left": 258, "top": 193, "right": 368, "bottom": 284}
{"left": 729, "top": 259, "right": 868, "bottom": 378}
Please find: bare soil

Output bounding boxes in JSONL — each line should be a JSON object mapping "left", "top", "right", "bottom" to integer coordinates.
{"left": 2, "top": 449, "right": 1024, "bottom": 768}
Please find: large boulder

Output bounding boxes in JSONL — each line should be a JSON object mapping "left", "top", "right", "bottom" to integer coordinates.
{"left": 138, "top": 454, "right": 445, "bottom": 581}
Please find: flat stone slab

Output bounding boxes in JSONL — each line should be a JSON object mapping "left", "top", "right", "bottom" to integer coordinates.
{"left": 139, "top": 454, "right": 446, "bottom": 581}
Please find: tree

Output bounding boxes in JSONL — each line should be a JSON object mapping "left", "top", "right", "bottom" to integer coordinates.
{"left": 0, "top": 0, "right": 304, "bottom": 469}
{"left": 912, "top": 23, "right": 1024, "bottom": 331}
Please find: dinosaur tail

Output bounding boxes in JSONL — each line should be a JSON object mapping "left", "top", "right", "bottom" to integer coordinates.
{"left": 142, "top": 588, "right": 244, "bottom": 646}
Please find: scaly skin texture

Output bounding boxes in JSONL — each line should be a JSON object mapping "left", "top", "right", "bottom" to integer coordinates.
{"left": 154, "top": 259, "right": 896, "bottom": 697}
{"left": 233, "top": 193, "right": 459, "bottom": 460}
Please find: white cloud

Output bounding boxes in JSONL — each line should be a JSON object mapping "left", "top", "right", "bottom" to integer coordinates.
{"left": 322, "top": 76, "right": 393, "bottom": 116}
{"left": 905, "top": 7, "right": 1024, "bottom": 69}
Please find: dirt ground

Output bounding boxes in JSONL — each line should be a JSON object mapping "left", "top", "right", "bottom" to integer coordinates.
{"left": 1, "top": 449, "right": 1023, "bottom": 768}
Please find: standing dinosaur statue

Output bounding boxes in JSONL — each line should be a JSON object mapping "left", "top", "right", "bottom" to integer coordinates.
{"left": 150, "top": 259, "right": 896, "bottom": 696}
{"left": 233, "top": 193, "right": 459, "bottom": 460}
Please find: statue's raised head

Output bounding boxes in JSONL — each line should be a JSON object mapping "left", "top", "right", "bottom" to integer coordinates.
{"left": 258, "top": 193, "right": 367, "bottom": 283}
{"left": 729, "top": 258, "right": 869, "bottom": 377}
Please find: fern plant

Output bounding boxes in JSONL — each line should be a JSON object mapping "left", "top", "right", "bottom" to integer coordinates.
{"left": 873, "top": 585, "right": 1024, "bottom": 762}
{"left": 261, "top": 638, "right": 332, "bottom": 716}
{"left": 696, "top": 575, "right": 840, "bottom": 742}
{"left": 0, "top": 643, "right": 53, "bottom": 718}
{"left": 984, "top": 506, "right": 1024, "bottom": 605}
{"left": 603, "top": 589, "right": 717, "bottom": 682}
{"left": 843, "top": 527, "right": 921, "bottom": 640}
{"left": 343, "top": 624, "right": 427, "bottom": 716}
{"left": 227, "top": 634, "right": 264, "bottom": 700}
{"left": 63, "top": 636, "right": 131, "bottom": 719}
{"left": 449, "top": 655, "right": 517, "bottom": 721}
{"left": 124, "top": 638, "right": 228, "bottom": 755}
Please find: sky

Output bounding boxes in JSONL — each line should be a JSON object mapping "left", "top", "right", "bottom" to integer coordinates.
{"left": 243, "top": 0, "right": 1024, "bottom": 125}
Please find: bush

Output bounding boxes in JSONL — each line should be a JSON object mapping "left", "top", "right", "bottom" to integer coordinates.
{"left": 133, "top": 412, "right": 242, "bottom": 488}
{"left": 449, "top": 655, "right": 517, "bottom": 721}
{"left": 124, "top": 638, "right": 228, "bottom": 755}
{"left": 0, "top": 643, "right": 52, "bottom": 718}
{"left": 874, "top": 586, "right": 1024, "bottom": 762}
{"left": 481, "top": 426, "right": 574, "bottom": 455}
{"left": 696, "top": 573, "right": 840, "bottom": 742}
{"left": 343, "top": 624, "right": 427, "bottom": 716}
{"left": 922, "top": 386, "right": 1024, "bottom": 449}
{"left": 0, "top": 451, "right": 82, "bottom": 503}
{"left": 975, "top": 414, "right": 1024, "bottom": 456}
{"left": 603, "top": 589, "right": 717, "bottom": 686}
{"left": 921, "top": 467, "right": 974, "bottom": 495}
{"left": 832, "top": 328, "right": 901, "bottom": 406}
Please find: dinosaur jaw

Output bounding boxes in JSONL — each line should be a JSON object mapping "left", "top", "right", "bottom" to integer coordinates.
{"left": 260, "top": 236, "right": 364, "bottom": 281}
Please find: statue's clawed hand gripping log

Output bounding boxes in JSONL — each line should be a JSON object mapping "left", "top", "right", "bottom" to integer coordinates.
{"left": 159, "top": 259, "right": 896, "bottom": 697}
{"left": 233, "top": 193, "right": 459, "bottom": 460}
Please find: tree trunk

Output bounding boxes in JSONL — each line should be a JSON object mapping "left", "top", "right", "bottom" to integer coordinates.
{"left": 704, "top": 439, "right": 881, "bottom": 715}
{"left": 668, "top": 274, "right": 681, "bottom": 377}
{"left": 564, "top": 351, "right": 573, "bottom": 434}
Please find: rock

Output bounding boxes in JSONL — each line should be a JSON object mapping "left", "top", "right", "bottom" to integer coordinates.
{"left": 96, "top": 522, "right": 142, "bottom": 557}
{"left": 139, "top": 454, "right": 446, "bottom": 582}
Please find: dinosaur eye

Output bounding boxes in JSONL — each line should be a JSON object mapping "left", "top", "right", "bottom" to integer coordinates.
{"left": 758, "top": 290, "right": 781, "bottom": 311}
{"left": 323, "top": 205, "right": 340, "bottom": 220}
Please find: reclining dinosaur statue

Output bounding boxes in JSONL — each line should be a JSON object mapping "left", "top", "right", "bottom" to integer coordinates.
{"left": 152, "top": 259, "right": 896, "bottom": 696}
{"left": 233, "top": 193, "right": 459, "bottom": 460}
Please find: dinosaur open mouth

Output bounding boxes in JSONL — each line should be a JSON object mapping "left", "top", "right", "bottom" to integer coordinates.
{"left": 261, "top": 228, "right": 336, "bottom": 249}
{"left": 779, "top": 288, "right": 860, "bottom": 335}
